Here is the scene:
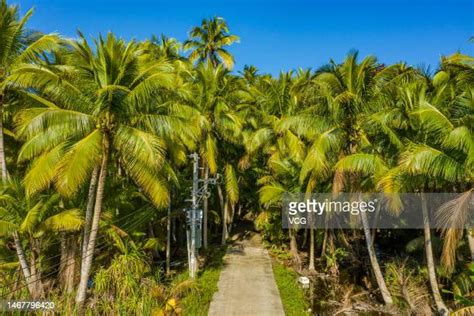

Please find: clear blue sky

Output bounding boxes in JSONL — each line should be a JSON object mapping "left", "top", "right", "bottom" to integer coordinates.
{"left": 17, "top": 0, "right": 474, "bottom": 75}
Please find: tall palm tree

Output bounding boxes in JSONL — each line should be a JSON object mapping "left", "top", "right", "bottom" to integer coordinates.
{"left": 335, "top": 154, "right": 399, "bottom": 304}
{"left": 184, "top": 17, "right": 239, "bottom": 69}
{"left": 179, "top": 62, "right": 242, "bottom": 247}
{"left": 0, "top": 0, "right": 59, "bottom": 180}
{"left": 8, "top": 32, "right": 191, "bottom": 307}
{"left": 184, "top": 17, "right": 240, "bottom": 246}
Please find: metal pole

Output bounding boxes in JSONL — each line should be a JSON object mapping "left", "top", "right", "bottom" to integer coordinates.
{"left": 166, "top": 197, "right": 171, "bottom": 275}
{"left": 190, "top": 153, "right": 199, "bottom": 278}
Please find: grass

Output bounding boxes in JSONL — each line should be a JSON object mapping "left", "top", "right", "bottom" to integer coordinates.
{"left": 272, "top": 261, "right": 310, "bottom": 316}
{"left": 178, "top": 245, "right": 227, "bottom": 315}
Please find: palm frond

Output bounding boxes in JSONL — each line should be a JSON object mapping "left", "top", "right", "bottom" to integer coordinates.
{"left": 40, "top": 208, "right": 83, "bottom": 232}
{"left": 23, "top": 144, "right": 64, "bottom": 196}
{"left": 55, "top": 129, "right": 103, "bottom": 197}
{"left": 225, "top": 164, "right": 239, "bottom": 204}
{"left": 259, "top": 182, "right": 285, "bottom": 208}
{"left": 436, "top": 190, "right": 473, "bottom": 272}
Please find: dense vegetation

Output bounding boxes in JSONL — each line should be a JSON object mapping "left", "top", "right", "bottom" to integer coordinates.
{"left": 272, "top": 260, "right": 310, "bottom": 315}
{"left": 0, "top": 0, "right": 472, "bottom": 314}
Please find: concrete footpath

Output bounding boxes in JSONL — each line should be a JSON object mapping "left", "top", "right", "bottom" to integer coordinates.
{"left": 208, "top": 234, "right": 285, "bottom": 316}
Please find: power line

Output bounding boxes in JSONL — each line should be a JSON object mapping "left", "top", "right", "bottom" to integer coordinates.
{"left": 0, "top": 211, "right": 151, "bottom": 296}
{"left": 1, "top": 205, "right": 155, "bottom": 291}
{"left": 1, "top": 206, "right": 159, "bottom": 296}
{"left": 2, "top": 203, "right": 158, "bottom": 268}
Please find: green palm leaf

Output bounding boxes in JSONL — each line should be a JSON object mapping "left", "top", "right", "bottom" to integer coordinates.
{"left": 40, "top": 208, "right": 83, "bottom": 232}
{"left": 225, "top": 164, "right": 239, "bottom": 204}
{"left": 55, "top": 129, "right": 103, "bottom": 197}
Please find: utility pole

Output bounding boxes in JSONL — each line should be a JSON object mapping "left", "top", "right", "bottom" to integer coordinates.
{"left": 166, "top": 195, "right": 171, "bottom": 275}
{"left": 185, "top": 153, "right": 220, "bottom": 279}
{"left": 189, "top": 152, "right": 199, "bottom": 278}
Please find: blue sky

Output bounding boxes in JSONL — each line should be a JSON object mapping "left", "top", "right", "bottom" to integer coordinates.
{"left": 17, "top": 0, "right": 474, "bottom": 75}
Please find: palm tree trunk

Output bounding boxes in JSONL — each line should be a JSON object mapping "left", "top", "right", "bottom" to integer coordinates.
{"left": 309, "top": 228, "right": 315, "bottom": 271}
{"left": 80, "top": 167, "right": 98, "bottom": 278}
{"left": 147, "top": 223, "right": 159, "bottom": 262}
{"left": 0, "top": 94, "right": 8, "bottom": 180}
{"left": 166, "top": 199, "right": 171, "bottom": 275}
{"left": 202, "top": 163, "right": 209, "bottom": 249}
{"left": 308, "top": 208, "right": 315, "bottom": 271}
{"left": 217, "top": 184, "right": 227, "bottom": 245}
{"left": 13, "top": 232, "right": 35, "bottom": 296}
{"left": 60, "top": 233, "right": 77, "bottom": 294}
{"left": 228, "top": 203, "right": 235, "bottom": 235}
{"left": 28, "top": 238, "right": 44, "bottom": 299}
{"left": 421, "top": 192, "right": 448, "bottom": 315}
{"left": 76, "top": 135, "right": 110, "bottom": 307}
{"left": 210, "top": 56, "right": 218, "bottom": 68}
{"left": 467, "top": 230, "right": 474, "bottom": 261}
{"left": 12, "top": 267, "right": 21, "bottom": 299}
{"left": 221, "top": 197, "right": 228, "bottom": 245}
{"left": 289, "top": 228, "right": 301, "bottom": 270}
{"left": 371, "top": 203, "right": 382, "bottom": 245}
{"left": 360, "top": 210, "right": 393, "bottom": 305}
{"left": 59, "top": 233, "right": 67, "bottom": 289}
{"left": 321, "top": 229, "right": 328, "bottom": 257}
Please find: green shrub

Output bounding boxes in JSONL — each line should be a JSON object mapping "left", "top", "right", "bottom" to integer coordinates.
{"left": 179, "top": 246, "right": 227, "bottom": 315}
{"left": 272, "top": 261, "right": 310, "bottom": 316}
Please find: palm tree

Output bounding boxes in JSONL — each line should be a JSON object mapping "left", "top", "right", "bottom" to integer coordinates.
{"left": 0, "top": 0, "right": 59, "bottom": 180}
{"left": 184, "top": 17, "right": 240, "bottom": 246}
{"left": 184, "top": 17, "right": 239, "bottom": 69}
{"left": 8, "top": 32, "right": 191, "bottom": 307}
{"left": 335, "top": 153, "right": 399, "bottom": 305}
{"left": 397, "top": 146, "right": 450, "bottom": 315}
{"left": 240, "top": 65, "right": 259, "bottom": 85}
{"left": 141, "top": 34, "right": 183, "bottom": 61}
{"left": 179, "top": 62, "right": 242, "bottom": 247}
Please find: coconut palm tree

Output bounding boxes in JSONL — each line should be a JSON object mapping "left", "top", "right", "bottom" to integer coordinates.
{"left": 141, "top": 34, "right": 183, "bottom": 61}
{"left": 183, "top": 17, "right": 240, "bottom": 246}
{"left": 335, "top": 153, "right": 399, "bottom": 305}
{"left": 180, "top": 62, "right": 242, "bottom": 246}
{"left": 0, "top": 0, "right": 59, "bottom": 180}
{"left": 184, "top": 17, "right": 239, "bottom": 69}
{"left": 240, "top": 65, "right": 259, "bottom": 85}
{"left": 8, "top": 32, "right": 192, "bottom": 307}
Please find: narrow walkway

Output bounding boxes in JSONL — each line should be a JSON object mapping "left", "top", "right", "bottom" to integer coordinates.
{"left": 208, "top": 233, "right": 285, "bottom": 316}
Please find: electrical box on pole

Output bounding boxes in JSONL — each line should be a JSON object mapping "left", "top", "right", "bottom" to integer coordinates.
{"left": 185, "top": 153, "right": 220, "bottom": 279}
